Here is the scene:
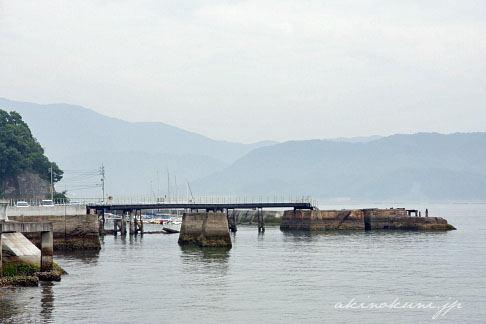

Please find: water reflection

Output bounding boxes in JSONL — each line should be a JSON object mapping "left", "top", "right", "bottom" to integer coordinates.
{"left": 179, "top": 245, "right": 229, "bottom": 272}
{"left": 280, "top": 229, "right": 366, "bottom": 243}
{"left": 179, "top": 245, "right": 230, "bottom": 263}
{"left": 54, "top": 249, "right": 100, "bottom": 266}
{"left": 40, "top": 282, "right": 54, "bottom": 323}
{"left": 0, "top": 291, "right": 22, "bottom": 323}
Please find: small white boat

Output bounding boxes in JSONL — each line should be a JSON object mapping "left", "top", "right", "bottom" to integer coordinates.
{"left": 169, "top": 217, "right": 182, "bottom": 225}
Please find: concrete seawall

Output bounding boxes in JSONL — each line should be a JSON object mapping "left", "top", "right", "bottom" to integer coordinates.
{"left": 7, "top": 205, "right": 87, "bottom": 217}
{"left": 281, "top": 208, "right": 455, "bottom": 231}
{"left": 362, "top": 209, "right": 455, "bottom": 230}
{"left": 229, "top": 210, "right": 283, "bottom": 224}
{"left": 280, "top": 210, "right": 365, "bottom": 231}
{"left": 178, "top": 212, "right": 232, "bottom": 247}
{"left": 8, "top": 206, "right": 100, "bottom": 250}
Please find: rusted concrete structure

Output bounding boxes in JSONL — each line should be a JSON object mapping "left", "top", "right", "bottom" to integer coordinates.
{"left": 362, "top": 209, "right": 455, "bottom": 230}
{"left": 280, "top": 209, "right": 365, "bottom": 231}
{"left": 281, "top": 208, "right": 455, "bottom": 231}
{"left": 178, "top": 212, "right": 232, "bottom": 248}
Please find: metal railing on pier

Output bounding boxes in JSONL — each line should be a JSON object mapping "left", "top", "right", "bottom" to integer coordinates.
{"left": 6, "top": 196, "right": 318, "bottom": 209}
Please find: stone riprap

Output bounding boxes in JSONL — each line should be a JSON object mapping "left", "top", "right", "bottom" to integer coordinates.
{"left": 178, "top": 212, "right": 232, "bottom": 248}
{"left": 281, "top": 208, "right": 455, "bottom": 231}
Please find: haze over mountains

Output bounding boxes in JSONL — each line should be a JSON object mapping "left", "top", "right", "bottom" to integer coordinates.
{"left": 1, "top": 97, "right": 485, "bottom": 201}
{"left": 0, "top": 98, "right": 273, "bottom": 196}
{"left": 193, "top": 133, "right": 486, "bottom": 201}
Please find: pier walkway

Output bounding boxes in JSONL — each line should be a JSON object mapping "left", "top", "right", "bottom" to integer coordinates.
{"left": 84, "top": 196, "right": 318, "bottom": 235}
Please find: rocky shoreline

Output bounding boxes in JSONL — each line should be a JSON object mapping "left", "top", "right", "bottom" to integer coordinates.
{"left": 0, "top": 262, "right": 67, "bottom": 288}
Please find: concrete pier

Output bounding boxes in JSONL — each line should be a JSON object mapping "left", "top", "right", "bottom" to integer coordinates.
{"left": 129, "top": 210, "right": 135, "bottom": 235}
{"left": 121, "top": 211, "right": 127, "bottom": 235}
{"left": 178, "top": 212, "right": 232, "bottom": 248}
{"left": 138, "top": 210, "right": 144, "bottom": 233}
{"left": 228, "top": 210, "right": 237, "bottom": 232}
{"left": 257, "top": 208, "right": 265, "bottom": 232}
{"left": 8, "top": 205, "right": 100, "bottom": 250}
{"left": 0, "top": 232, "right": 2, "bottom": 276}
{"left": 0, "top": 221, "right": 54, "bottom": 277}
{"left": 41, "top": 230, "right": 53, "bottom": 272}
{"left": 280, "top": 208, "right": 456, "bottom": 231}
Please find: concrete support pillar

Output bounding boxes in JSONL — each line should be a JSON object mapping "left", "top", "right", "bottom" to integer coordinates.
{"left": 114, "top": 219, "right": 118, "bottom": 236}
{"left": 129, "top": 210, "right": 135, "bottom": 235}
{"left": 227, "top": 209, "right": 237, "bottom": 233}
{"left": 0, "top": 230, "right": 3, "bottom": 277}
{"left": 102, "top": 210, "right": 105, "bottom": 232}
{"left": 121, "top": 211, "right": 127, "bottom": 235}
{"left": 98, "top": 210, "right": 104, "bottom": 234}
{"left": 178, "top": 212, "right": 232, "bottom": 247}
{"left": 133, "top": 211, "right": 138, "bottom": 234}
{"left": 232, "top": 210, "right": 237, "bottom": 232}
{"left": 258, "top": 208, "right": 265, "bottom": 233}
{"left": 139, "top": 210, "right": 144, "bottom": 234}
{"left": 41, "top": 230, "right": 54, "bottom": 272}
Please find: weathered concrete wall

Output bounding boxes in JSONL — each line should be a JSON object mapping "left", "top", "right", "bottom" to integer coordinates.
{"left": 230, "top": 210, "right": 283, "bottom": 224}
{"left": 280, "top": 210, "right": 365, "bottom": 231}
{"left": 281, "top": 208, "right": 455, "bottom": 231}
{"left": 363, "top": 209, "right": 455, "bottom": 230}
{"left": 178, "top": 212, "right": 232, "bottom": 248}
{"left": 178, "top": 213, "right": 206, "bottom": 245}
{"left": 7, "top": 205, "right": 86, "bottom": 217}
{"left": 0, "top": 202, "right": 7, "bottom": 221}
{"left": 9, "top": 214, "right": 101, "bottom": 250}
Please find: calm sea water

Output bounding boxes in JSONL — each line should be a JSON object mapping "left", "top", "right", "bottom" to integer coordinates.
{"left": 1, "top": 204, "right": 485, "bottom": 324}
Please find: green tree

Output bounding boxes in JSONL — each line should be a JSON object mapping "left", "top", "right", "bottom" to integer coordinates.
{"left": 0, "top": 109, "right": 63, "bottom": 190}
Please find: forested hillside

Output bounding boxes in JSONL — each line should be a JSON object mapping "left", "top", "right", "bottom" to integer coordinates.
{"left": 0, "top": 109, "right": 62, "bottom": 197}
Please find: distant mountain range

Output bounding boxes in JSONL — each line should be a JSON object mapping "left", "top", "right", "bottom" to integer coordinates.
{"left": 0, "top": 97, "right": 273, "bottom": 196}
{"left": 1, "top": 97, "right": 485, "bottom": 201}
{"left": 193, "top": 133, "right": 486, "bottom": 201}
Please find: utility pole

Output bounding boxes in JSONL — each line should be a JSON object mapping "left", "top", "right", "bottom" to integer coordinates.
{"left": 101, "top": 164, "right": 105, "bottom": 202}
{"left": 49, "top": 164, "right": 54, "bottom": 200}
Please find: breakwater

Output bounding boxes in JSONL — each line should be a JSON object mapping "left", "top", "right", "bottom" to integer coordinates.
{"left": 280, "top": 208, "right": 456, "bottom": 231}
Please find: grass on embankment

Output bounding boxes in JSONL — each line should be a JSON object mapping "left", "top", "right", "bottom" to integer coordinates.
{"left": 2, "top": 262, "right": 41, "bottom": 277}
{"left": 1, "top": 262, "right": 67, "bottom": 287}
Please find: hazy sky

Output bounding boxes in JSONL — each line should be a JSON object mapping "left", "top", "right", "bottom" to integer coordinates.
{"left": 1, "top": 0, "right": 485, "bottom": 143}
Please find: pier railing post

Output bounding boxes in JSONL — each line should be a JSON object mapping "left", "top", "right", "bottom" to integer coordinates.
{"left": 41, "top": 229, "right": 54, "bottom": 272}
